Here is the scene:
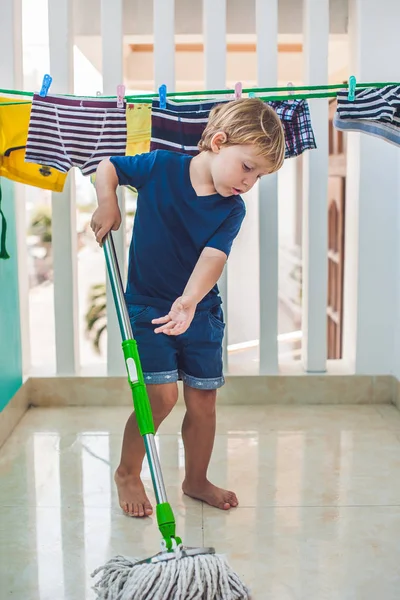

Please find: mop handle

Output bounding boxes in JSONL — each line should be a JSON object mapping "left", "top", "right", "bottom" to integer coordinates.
{"left": 103, "top": 233, "right": 168, "bottom": 506}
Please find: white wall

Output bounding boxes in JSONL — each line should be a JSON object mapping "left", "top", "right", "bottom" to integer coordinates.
{"left": 396, "top": 155, "right": 400, "bottom": 380}
{"left": 341, "top": 0, "right": 400, "bottom": 375}
{"left": 227, "top": 159, "right": 297, "bottom": 346}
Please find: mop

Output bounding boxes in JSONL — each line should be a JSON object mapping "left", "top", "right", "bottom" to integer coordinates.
{"left": 91, "top": 232, "right": 251, "bottom": 600}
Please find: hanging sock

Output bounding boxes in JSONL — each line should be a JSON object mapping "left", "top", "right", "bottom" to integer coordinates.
{"left": 0, "top": 182, "right": 10, "bottom": 259}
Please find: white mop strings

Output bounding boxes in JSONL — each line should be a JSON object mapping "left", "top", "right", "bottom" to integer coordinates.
{"left": 91, "top": 545, "right": 251, "bottom": 600}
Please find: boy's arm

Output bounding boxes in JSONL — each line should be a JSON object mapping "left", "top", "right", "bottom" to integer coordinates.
{"left": 91, "top": 158, "right": 121, "bottom": 245}
{"left": 152, "top": 247, "right": 227, "bottom": 336}
{"left": 183, "top": 247, "right": 227, "bottom": 304}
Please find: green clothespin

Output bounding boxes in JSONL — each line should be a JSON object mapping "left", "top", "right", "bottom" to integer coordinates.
{"left": 0, "top": 182, "right": 10, "bottom": 260}
{"left": 348, "top": 76, "right": 356, "bottom": 101}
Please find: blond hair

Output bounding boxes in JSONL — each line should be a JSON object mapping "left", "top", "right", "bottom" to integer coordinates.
{"left": 198, "top": 98, "right": 285, "bottom": 173}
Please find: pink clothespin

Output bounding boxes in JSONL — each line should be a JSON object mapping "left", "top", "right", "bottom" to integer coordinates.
{"left": 234, "top": 82, "right": 242, "bottom": 100}
{"left": 287, "top": 82, "right": 294, "bottom": 103}
{"left": 117, "top": 84, "right": 125, "bottom": 108}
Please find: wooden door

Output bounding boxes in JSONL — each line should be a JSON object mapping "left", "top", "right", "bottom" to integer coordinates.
{"left": 327, "top": 176, "right": 345, "bottom": 358}
{"left": 327, "top": 100, "right": 346, "bottom": 359}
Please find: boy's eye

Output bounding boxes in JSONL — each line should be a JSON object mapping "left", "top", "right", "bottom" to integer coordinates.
{"left": 243, "top": 163, "right": 251, "bottom": 172}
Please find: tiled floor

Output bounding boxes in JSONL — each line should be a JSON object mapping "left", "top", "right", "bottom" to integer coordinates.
{"left": 1, "top": 404, "right": 400, "bottom": 599}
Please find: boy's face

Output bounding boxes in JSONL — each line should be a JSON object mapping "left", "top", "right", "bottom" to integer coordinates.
{"left": 210, "top": 139, "right": 272, "bottom": 197}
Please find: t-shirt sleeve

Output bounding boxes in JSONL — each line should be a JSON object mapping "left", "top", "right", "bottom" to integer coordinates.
{"left": 109, "top": 152, "right": 156, "bottom": 189}
{"left": 205, "top": 204, "right": 246, "bottom": 257}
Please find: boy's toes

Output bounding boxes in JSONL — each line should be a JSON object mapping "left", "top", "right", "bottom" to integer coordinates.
{"left": 226, "top": 491, "right": 238, "bottom": 507}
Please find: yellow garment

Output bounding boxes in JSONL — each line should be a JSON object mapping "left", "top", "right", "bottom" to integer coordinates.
{"left": 0, "top": 97, "right": 67, "bottom": 192}
{"left": 126, "top": 103, "right": 151, "bottom": 155}
{"left": 90, "top": 102, "right": 151, "bottom": 189}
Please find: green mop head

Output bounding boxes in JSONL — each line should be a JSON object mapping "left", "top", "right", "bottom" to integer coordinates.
{"left": 91, "top": 544, "right": 251, "bottom": 600}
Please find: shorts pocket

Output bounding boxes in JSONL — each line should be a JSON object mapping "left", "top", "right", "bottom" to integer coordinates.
{"left": 208, "top": 305, "right": 225, "bottom": 330}
{"left": 127, "top": 304, "right": 151, "bottom": 323}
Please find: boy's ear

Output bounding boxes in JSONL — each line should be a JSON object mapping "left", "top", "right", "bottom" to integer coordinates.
{"left": 210, "top": 131, "right": 227, "bottom": 153}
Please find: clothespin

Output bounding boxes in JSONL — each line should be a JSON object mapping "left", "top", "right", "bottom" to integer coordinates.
{"left": 234, "top": 82, "right": 242, "bottom": 100}
{"left": 117, "top": 84, "right": 125, "bottom": 108}
{"left": 159, "top": 84, "right": 167, "bottom": 109}
{"left": 348, "top": 75, "right": 356, "bottom": 101}
{"left": 96, "top": 91, "right": 102, "bottom": 96}
{"left": 287, "top": 81, "right": 294, "bottom": 103}
{"left": 249, "top": 91, "right": 255, "bottom": 98}
{"left": 39, "top": 74, "right": 52, "bottom": 97}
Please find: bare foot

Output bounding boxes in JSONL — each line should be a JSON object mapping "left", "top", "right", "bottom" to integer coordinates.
{"left": 182, "top": 479, "right": 238, "bottom": 510}
{"left": 114, "top": 470, "right": 153, "bottom": 517}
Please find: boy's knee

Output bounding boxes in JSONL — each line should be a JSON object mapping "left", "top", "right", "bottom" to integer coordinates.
{"left": 148, "top": 383, "right": 178, "bottom": 418}
{"left": 186, "top": 388, "right": 216, "bottom": 416}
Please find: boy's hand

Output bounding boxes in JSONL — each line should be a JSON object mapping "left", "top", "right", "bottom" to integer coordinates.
{"left": 152, "top": 295, "right": 197, "bottom": 336}
{"left": 90, "top": 205, "right": 121, "bottom": 246}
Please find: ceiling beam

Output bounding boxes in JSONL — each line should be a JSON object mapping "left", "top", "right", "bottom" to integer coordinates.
{"left": 129, "top": 42, "right": 302, "bottom": 53}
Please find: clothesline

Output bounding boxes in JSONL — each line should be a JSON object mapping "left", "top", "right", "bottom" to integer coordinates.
{"left": 1, "top": 81, "right": 400, "bottom": 260}
{"left": 1, "top": 81, "right": 400, "bottom": 104}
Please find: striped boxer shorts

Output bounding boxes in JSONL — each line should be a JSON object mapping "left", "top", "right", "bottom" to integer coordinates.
{"left": 150, "top": 98, "right": 227, "bottom": 156}
{"left": 25, "top": 94, "right": 127, "bottom": 176}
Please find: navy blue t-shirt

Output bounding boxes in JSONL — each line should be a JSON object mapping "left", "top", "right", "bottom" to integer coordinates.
{"left": 110, "top": 150, "right": 246, "bottom": 310}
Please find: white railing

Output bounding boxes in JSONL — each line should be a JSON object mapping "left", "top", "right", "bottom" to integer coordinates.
{"left": 2, "top": 0, "right": 400, "bottom": 380}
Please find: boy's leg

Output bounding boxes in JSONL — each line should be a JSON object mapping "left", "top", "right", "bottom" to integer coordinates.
{"left": 181, "top": 384, "right": 238, "bottom": 510}
{"left": 115, "top": 382, "right": 178, "bottom": 517}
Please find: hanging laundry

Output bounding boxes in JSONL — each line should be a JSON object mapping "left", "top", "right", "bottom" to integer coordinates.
{"left": 334, "top": 84, "right": 400, "bottom": 147}
{"left": 150, "top": 97, "right": 316, "bottom": 159}
{"left": 0, "top": 97, "right": 67, "bottom": 192}
{"left": 336, "top": 84, "right": 400, "bottom": 121}
{"left": 267, "top": 99, "right": 317, "bottom": 158}
{"left": 90, "top": 101, "right": 152, "bottom": 188}
{"left": 126, "top": 103, "right": 151, "bottom": 156}
{"left": 25, "top": 94, "right": 127, "bottom": 176}
{"left": 150, "top": 98, "right": 226, "bottom": 156}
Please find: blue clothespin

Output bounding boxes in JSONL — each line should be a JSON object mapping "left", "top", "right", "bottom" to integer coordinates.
{"left": 249, "top": 91, "right": 255, "bottom": 98}
{"left": 39, "top": 74, "right": 52, "bottom": 97}
{"left": 348, "top": 75, "right": 356, "bottom": 101}
{"left": 159, "top": 84, "right": 167, "bottom": 109}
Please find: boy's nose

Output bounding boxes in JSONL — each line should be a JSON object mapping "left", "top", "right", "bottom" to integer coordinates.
{"left": 242, "top": 177, "right": 255, "bottom": 191}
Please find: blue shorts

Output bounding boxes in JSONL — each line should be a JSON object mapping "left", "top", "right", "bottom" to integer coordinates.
{"left": 127, "top": 303, "right": 225, "bottom": 389}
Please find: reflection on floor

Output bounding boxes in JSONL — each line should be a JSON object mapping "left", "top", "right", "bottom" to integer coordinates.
{"left": 1, "top": 404, "right": 400, "bottom": 599}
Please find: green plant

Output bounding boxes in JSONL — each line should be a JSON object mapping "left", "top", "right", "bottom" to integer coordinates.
{"left": 85, "top": 282, "right": 107, "bottom": 353}
{"left": 29, "top": 205, "right": 52, "bottom": 243}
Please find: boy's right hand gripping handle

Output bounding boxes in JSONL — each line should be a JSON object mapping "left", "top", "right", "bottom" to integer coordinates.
{"left": 122, "top": 338, "right": 155, "bottom": 436}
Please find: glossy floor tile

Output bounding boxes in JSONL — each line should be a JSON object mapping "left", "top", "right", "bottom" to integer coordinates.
{"left": 1, "top": 404, "right": 400, "bottom": 599}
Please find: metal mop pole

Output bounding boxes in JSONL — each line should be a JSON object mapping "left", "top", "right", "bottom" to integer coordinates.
{"left": 103, "top": 232, "right": 180, "bottom": 549}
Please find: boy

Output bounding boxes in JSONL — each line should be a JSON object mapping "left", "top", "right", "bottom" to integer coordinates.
{"left": 91, "top": 98, "right": 285, "bottom": 517}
